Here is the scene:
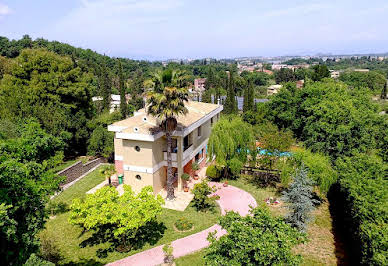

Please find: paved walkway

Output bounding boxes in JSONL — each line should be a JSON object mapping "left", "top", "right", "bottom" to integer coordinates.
{"left": 108, "top": 182, "right": 257, "bottom": 266}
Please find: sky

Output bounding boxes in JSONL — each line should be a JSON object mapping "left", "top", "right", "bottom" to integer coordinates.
{"left": 0, "top": 0, "right": 387, "bottom": 60}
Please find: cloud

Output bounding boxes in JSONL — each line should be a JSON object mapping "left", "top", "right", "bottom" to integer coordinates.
{"left": 0, "top": 3, "right": 11, "bottom": 16}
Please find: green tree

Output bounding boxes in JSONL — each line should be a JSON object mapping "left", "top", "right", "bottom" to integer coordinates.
{"left": 99, "top": 60, "right": 111, "bottom": 112}
{"left": 282, "top": 166, "right": 318, "bottom": 231}
{"left": 202, "top": 89, "right": 212, "bottom": 103}
{"left": 278, "top": 148, "right": 337, "bottom": 194}
{"left": 208, "top": 116, "right": 255, "bottom": 178}
{"left": 274, "top": 68, "right": 295, "bottom": 83}
{"left": 69, "top": 185, "right": 164, "bottom": 248}
{"left": 0, "top": 49, "right": 94, "bottom": 156}
{"left": 339, "top": 70, "right": 386, "bottom": 93}
{"left": 380, "top": 81, "right": 387, "bottom": 99}
{"left": 224, "top": 72, "right": 237, "bottom": 114}
{"left": 87, "top": 125, "right": 114, "bottom": 158}
{"left": 118, "top": 60, "right": 128, "bottom": 118}
{"left": 311, "top": 64, "right": 330, "bottom": 81}
{"left": 0, "top": 159, "right": 62, "bottom": 265}
{"left": 204, "top": 208, "right": 305, "bottom": 265}
{"left": 146, "top": 85, "right": 189, "bottom": 199}
{"left": 243, "top": 81, "right": 254, "bottom": 113}
{"left": 267, "top": 80, "right": 380, "bottom": 159}
{"left": 256, "top": 122, "right": 294, "bottom": 177}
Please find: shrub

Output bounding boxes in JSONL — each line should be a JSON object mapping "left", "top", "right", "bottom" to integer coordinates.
{"left": 39, "top": 234, "right": 62, "bottom": 264}
{"left": 282, "top": 166, "right": 318, "bottom": 231}
{"left": 204, "top": 208, "right": 306, "bottom": 265}
{"left": 174, "top": 217, "right": 193, "bottom": 231}
{"left": 277, "top": 148, "right": 337, "bottom": 194}
{"left": 206, "top": 165, "right": 221, "bottom": 180}
{"left": 191, "top": 162, "right": 199, "bottom": 171}
{"left": 227, "top": 158, "right": 243, "bottom": 177}
{"left": 192, "top": 180, "right": 217, "bottom": 211}
{"left": 163, "top": 243, "right": 174, "bottom": 265}
{"left": 181, "top": 173, "right": 190, "bottom": 182}
{"left": 24, "top": 254, "right": 54, "bottom": 266}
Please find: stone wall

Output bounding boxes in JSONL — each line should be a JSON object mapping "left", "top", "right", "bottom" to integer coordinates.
{"left": 57, "top": 157, "right": 106, "bottom": 187}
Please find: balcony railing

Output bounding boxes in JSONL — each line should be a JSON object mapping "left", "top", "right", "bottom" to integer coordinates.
{"left": 163, "top": 152, "right": 177, "bottom": 161}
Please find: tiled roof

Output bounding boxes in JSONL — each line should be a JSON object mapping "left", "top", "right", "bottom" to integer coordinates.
{"left": 109, "top": 101, "right": 221, "bottom": 136}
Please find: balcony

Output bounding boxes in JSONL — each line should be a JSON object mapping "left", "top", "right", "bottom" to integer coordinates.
{"left": 163, "top": 152, "right": 177, "bottom": 161}
{"left": 183, "top": 145, "right": 194, "bottom": 161}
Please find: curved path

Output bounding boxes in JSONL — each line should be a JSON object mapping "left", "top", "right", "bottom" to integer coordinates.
{"left": 108, "top": 182, "right": 257, "bottom": 266}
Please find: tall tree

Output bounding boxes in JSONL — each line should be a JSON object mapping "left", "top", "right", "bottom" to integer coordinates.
{"left": 100, "top": 61, "right": 111, "bottom": 112}
{"left": 243, "top": 81, "right": 254, "bottom": 112}
{"left": 146, "top": 82, "right": 189, "bottom": 200}
{"left": 381, "top": 81, "right": 387, "bottom": 99}
{"left": 224, "top": 72, "right": 237, "bottom": 114}
{"left": 118, "top": 60, "right": 128, "bottom": 118}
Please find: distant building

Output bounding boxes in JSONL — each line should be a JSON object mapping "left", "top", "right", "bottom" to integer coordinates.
{"left": 256, "top": 68, "right": 273, "bottom": 75}
{"left": 354, "top": 69, "right": 370, "bottom": 72}
{"left": 296, "top": 80, "right": 304, "bottom": 88}
{"left": 267, "top": 85, "right": 282, "bottom": 96}
{"left": 194, "top": 78, "right": 207, "bottom": 92}
{"left": 330, "top": 70, "right": 340, "bottom": 79}
{"left": 92, "top": 94, "right": 130, "bottom": 113}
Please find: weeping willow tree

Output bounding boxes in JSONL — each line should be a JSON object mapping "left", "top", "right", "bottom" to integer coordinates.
{"left": 208, "top": 116, "right": 255, "bottom": 178}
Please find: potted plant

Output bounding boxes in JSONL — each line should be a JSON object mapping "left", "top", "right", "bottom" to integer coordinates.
{"left": 191, "top": 162, "right": 200, "bottom": 180}
{"left": 181, "top": 173, "right": 190, "bottom": 192}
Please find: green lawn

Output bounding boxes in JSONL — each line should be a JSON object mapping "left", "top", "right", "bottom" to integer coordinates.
{"left": 52, "top": 165, "right": 107, "bottom": 205}
{"left": 42, "top": 166, "right": 221, "bottom": 265}
{"left": 175, "top": 175, "right": 338, "bottom": 265}
{"left": 175, "top": 250, "right": 206, "bottom": 266}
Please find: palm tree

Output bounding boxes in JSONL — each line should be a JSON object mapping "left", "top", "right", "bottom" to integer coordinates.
{"left": 145, "top": 69, "right": 189, "bottom": 200}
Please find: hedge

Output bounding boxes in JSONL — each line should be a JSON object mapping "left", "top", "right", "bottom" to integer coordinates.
{"left": 335, "top": 153, "right": 387, "bottom": 265}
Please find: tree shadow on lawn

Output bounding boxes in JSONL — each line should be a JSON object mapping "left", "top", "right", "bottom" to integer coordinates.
{"left": 63, "top": 258, "right": 104, "bottom": 266}
{"left": 78, "top": 220, "right": 167, "bottom": 258}
{"left": 243, "top": 172, "right": 281, "bottom": 189}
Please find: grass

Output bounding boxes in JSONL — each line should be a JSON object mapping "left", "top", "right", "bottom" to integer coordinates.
{"left": 41, "top": 166, "right": 221, "bottom": 265}
{"left": 176, "top": 175, "right": 338, "bottom": 266}
{"left": 175, "top": 250, "right": 206, "bottom": 266}
{"left": 52, "top": 165, "right": 107, "bottom": 205}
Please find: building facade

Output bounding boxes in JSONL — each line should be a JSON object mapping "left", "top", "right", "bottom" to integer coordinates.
{"left": 108, "top": 101, "right": 223, "bottom": 194}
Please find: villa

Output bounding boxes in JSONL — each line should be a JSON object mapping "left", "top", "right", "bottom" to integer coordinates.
{"left": 108, "top": 101, "right": 223, "bottom": 194}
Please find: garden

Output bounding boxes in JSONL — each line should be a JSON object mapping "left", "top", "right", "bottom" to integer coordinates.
{"left": 40, "top": 165, "right": 220, "bottom": 265}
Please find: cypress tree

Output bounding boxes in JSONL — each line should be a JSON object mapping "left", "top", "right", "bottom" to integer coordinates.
{"left": 118, "top": 59, "right": 128, "bottom": 118}
{"left": 100, "top": 61, "right": 111, "bottom": 112}
{"left": 202, "top": 89, "right": 212, "bottom": 103}
{"left": 243, "top": 81, "right": 254, "bottom": 113}
{"left": 247, "top": 81, "right": 254, "bottom": 111}
{"left": 243, "top": 84, "right": 249, "bottom": 113}
{"left": 381, "top": 82, "right": 387, "bottom": 99}
{"left": 224, "top": 72, "right": 237, "bottom": 114}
